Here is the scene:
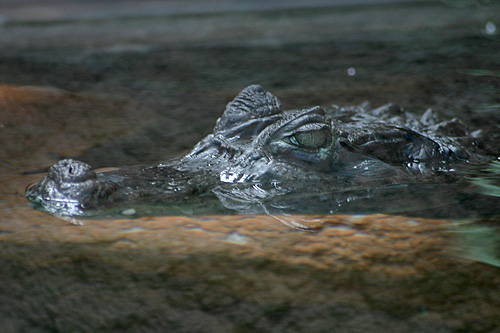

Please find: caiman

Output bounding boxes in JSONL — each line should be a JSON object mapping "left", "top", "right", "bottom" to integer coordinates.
{"left": 25, "top": 85, "right": 497, "bottom": 220}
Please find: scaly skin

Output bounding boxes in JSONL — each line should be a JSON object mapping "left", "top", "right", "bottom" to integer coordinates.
{"left": 26, "top": 85, "right": 483, "bottom": 217}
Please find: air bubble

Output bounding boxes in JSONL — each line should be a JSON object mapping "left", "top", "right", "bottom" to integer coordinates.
{"left": 485, "top": 22, "right": 496, "bottom": 35}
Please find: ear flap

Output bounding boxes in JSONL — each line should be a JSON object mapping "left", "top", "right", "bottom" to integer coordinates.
{"left": 215, "top": 85, "right": 281, "bottom": 131}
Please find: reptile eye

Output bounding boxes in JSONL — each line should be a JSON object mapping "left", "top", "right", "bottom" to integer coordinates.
{"left": 290, "top": 130, "right": 330, "bottom": 149}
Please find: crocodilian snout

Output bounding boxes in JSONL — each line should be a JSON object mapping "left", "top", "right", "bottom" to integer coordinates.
{"left": 25, "top": 159, "right": 105, "bottom": 216}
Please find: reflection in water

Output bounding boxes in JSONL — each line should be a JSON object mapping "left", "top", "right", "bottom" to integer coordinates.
{"left": 472, "top": 160, "right": 500, "bottom": 198}
{"left": 450, "top": 160, "right": 500, "bottom": 267}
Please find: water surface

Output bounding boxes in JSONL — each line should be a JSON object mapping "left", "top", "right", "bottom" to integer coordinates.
{"left": 1, "top": 1, "right": 500, "bottom": 331}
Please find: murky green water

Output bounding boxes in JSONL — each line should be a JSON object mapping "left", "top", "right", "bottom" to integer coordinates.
{"left": 1, "top": 1, "right": 500, "bottom": 331}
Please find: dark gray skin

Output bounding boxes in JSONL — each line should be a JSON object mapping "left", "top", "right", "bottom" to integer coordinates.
{"left": 26, "top": 85, "right": 485, "bottom": 219}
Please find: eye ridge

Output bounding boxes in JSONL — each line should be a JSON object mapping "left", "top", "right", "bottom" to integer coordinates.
{"left": 290, "top": 130, "right": 330, "bottom": 149}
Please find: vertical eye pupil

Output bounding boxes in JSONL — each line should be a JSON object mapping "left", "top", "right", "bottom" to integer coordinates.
{"left": 291, "top": 130, "right": 329, "bottom": 149}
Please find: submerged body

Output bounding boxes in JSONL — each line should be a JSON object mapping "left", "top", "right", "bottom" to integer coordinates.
{"left": 26, "top": 85, "right": 493, "bottom": 219}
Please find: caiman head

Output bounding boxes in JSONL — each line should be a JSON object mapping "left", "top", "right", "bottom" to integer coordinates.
{"left": 181, "top": 85, "right": 340, "bottom": 183}
{"left": 25, "top": 85, "right": 347, "bottom": 216}
{"left": 26, "top": 85, "right": 432, "bottom": 217}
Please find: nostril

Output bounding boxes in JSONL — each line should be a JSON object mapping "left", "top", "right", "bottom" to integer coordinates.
{"left": 48, "top": 159, "right": 97, "bottom": 183}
